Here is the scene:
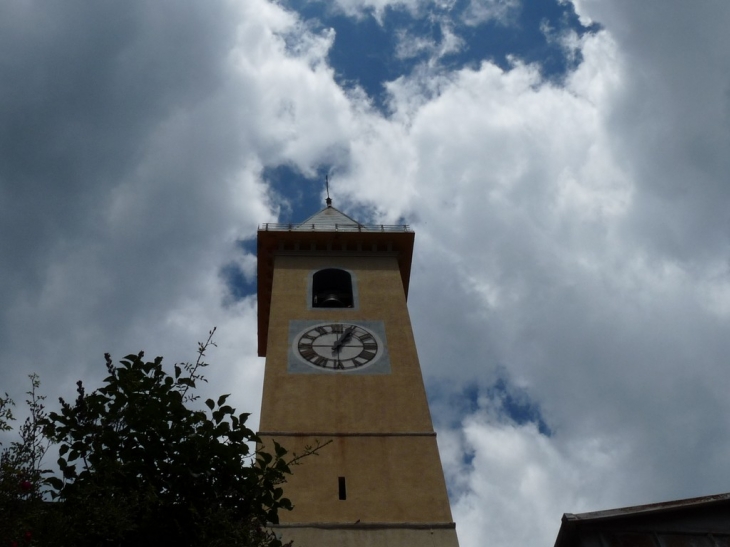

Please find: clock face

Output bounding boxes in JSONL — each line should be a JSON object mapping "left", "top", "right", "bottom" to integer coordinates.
{"left": 293, "top": 322, "right": 384, "bottom": 371}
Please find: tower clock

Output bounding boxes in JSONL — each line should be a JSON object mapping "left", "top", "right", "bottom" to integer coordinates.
{"left": 257, "top": 202, "right": 460, "bottom": 546}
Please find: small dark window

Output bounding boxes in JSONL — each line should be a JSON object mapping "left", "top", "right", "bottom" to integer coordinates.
{"left": 312, "top": 269, "right": 353, "bottom": 308}
{"left": 338, "top": 477, "right": 347, "bottom": 500}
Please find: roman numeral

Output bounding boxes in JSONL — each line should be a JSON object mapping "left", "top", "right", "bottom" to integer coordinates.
{"left": 362, "top": 342, "right": 377, "bottom": 351}
{"left": 313, "top": 356, "right": 328, "bottom": 367}
{"left": 314, "top": 326, "right": 327, "bottom": 335}
{"left": 358, "top": 333, "right": 374, "bottom": 343}
{"left": 358, "top": 350, "right": 376, "bottom": 361}
{"left": 299, "top": 347, "right": 316, "bottom": 360}
{"left": 332, "top": 323, "right": 343, "bottom": 333}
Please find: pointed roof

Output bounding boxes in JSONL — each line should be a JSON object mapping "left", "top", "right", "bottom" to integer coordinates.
{"left": 295, "top": 204, "right": 362, "bottom": 231}
{"left": 259, "top": 200, "right": 410, "bottom": 234}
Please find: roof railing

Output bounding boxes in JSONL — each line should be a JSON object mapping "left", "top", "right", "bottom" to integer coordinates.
{"left": 259, "top": 223, "right": 412, "bottom": 233}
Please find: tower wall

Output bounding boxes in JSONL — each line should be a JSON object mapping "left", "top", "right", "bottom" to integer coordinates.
{"left": 260, "top": 254, "right": 434, "bottom": 433}
{"left": 272, "top": 526, "right": 460, "bottom": 547}
{"left": 258, "top": 237, "right": 459, "bottom": 547}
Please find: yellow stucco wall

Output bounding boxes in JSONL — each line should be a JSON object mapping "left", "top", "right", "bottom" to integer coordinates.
{"left": 259, "top": 251, "right": 457, "bottom": 540}
{"left": 260, "top": 253, "right": 435, "bottom": 433}
{"left": 262, "top": 434, "right": 453, "bottom": 524}
{"left": 273, "top": 526, "right": 460, "bottom": 547}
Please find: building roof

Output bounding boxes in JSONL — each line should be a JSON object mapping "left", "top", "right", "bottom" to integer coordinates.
{"left": 562, "top": 492, "right": 730, "bottom": 523}
{"left": 296, "top": 204, "right": 363, "bottom": 229}
{"left": 554, "top": 492, "right": 730, "bottom": 547}
{"left": 259, "top": 203, "right": 410, "bottom": 233}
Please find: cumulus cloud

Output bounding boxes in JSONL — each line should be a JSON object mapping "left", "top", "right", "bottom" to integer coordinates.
{"left": 0, "top": 0, "right": 353, "bottom": 423}
{"left": 327, "top": 2, "right": 730, "bottom": 543}
{"left": 440, "top": 411, "right": 623, "bottom": 547}
{"left": 3, "top": 1, "right": 730, "bottom": 546}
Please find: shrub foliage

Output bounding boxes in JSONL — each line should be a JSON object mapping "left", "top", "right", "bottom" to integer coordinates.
{"left": 0, "top": 331, "right": 307, "bottom": 547}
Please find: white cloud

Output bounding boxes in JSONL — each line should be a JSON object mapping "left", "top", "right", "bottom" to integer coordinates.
{"left": 4, "top": 1, "right": 730, "bottom": 546}
{"left": 323, "top": 3, "right": 730, "bottom": 544}
{"left": 0, "top": 0, "right": 355, "bottom": 427}
{"left": 323, "top": 0, "right": 517, "bottom": 25}
{"left": 462, "top": 0, "right": 520, "bottom": 26}
{"left": 395, "top": 21, "right": 464, "bottom": 64}
{"left": 441, "top": 413, "right": 624, "bottom": 547}
{"left": 324, "top": 0, "right": 425, "bottom": 21}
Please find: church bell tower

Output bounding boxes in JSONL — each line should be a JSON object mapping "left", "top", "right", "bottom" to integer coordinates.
{"left": 257, "top": 200, "right": 459, "bottom": 547}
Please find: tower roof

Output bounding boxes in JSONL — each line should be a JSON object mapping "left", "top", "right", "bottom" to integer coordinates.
{"left": 262, "top": 203, "right": 408, "bottom": 234}
{"left": 296, "top": 204, "right": 363, "bottom": 230}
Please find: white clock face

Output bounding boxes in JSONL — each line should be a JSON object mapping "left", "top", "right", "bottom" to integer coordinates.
{"left": 293, "top": 322, "right": 384, "bottom": 371}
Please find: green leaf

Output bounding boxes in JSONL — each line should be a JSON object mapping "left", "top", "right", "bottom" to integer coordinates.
{"left": 205, "top": 398, "right": 215, "bottom": 410}
{"left": 217, "top": 394, "right": 230, "bottom": 406}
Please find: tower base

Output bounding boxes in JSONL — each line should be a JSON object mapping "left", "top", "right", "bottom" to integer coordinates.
{"left": 272, "top": 523, "right": 460, "bottom": 547}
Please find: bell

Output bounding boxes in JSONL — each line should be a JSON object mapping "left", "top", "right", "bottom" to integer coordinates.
{"left": 319, "top": 293, "right": 345, "bottom": 307}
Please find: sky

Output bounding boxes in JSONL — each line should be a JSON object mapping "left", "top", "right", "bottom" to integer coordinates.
{"left": 2, "top": 0, "right": 730, "bottom": 545}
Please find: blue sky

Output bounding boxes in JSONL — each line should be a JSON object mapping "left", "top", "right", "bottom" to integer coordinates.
{"left": 252, "top": 0, "right": 597, "bottom": 220}
{"left": 2, "top": 1, "right": 730, "bottom": 546}
{"left": 292, "top": 0, "right": 596, "bottom": 106}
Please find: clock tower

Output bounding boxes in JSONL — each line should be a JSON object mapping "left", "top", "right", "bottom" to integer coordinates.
{"left": 257, "top": 201, "right": 459, "bottom": 547}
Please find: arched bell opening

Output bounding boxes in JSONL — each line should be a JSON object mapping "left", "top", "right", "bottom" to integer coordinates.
{"left": 312, "top": 268, "right": 353, "bottom": 308}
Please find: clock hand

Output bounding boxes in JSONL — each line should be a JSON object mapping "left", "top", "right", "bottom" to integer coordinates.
{"left": 332, "top": 325, "right": 356, "bottom": 351}
{"left": 331, "top": 343, "right": 345, "bottom": 369}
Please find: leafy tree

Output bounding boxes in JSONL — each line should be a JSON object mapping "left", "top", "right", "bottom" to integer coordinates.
{"left": 1, "top": 330, "right": 320, "bottom": 547}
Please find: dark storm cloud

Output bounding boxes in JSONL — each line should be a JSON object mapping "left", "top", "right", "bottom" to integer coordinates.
{"left": 5, "top": 1, "right": 730, "bottom": 545}
{"left": 0, "top": 0, "right": 267, "bottom": 396}
{"left": 0, "top": 0, "right": 235, "bottom": 291}
{"left": 578, "top": 0, "right": 730, "bottom": 262}
{"left": 0, "top": 0, "right": 357, "bottom": 420}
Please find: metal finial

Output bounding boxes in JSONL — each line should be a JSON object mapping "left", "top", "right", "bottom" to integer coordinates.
{"left": 325, "top": 175, "right": 332, "bottom": 207}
